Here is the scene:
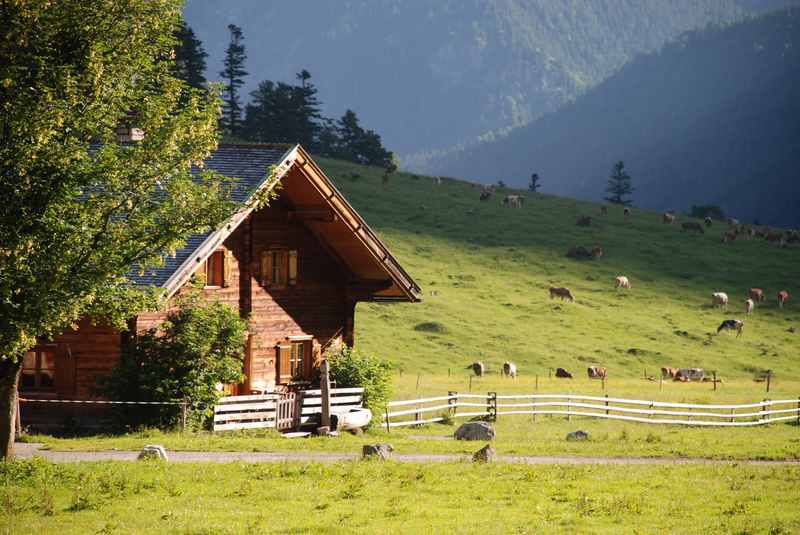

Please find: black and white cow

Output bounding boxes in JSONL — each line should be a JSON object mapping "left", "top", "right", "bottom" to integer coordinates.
{"left": 717, "top": 319, "right": 744, "bottom": 337}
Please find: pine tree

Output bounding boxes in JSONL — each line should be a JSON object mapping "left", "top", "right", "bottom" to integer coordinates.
{"left": 528, "top": 172, "right": 541, "bottom": 193}
{"left": 604, "top": 161, "right": 634, "bottom": 206}
{"left": 173, "top": 22, "right": 207, "bottom": 89}
{"left": 219, "top": 24, "right": 248, "bottom": 136}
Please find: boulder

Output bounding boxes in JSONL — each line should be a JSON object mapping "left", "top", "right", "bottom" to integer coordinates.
{"left": 566, "top": 430, "right": 589, "bottom": 442}
{"left": 362, "top": 444, "right": 394, "bottom": 460}
{"left": 137, "top": 444, "right": 168, "bottom": 461}
{"left": 472, "top": 444, "right": 496, "bottom": 463}
{"left": 454, "top": 421, "right": 495, "bottom": 441}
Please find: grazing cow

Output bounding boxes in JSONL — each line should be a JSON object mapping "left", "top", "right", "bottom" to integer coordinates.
{"left": 503, "top": 195, "right": 525, "bottom": 208}
{"left": 502, "top": 362, "right": 518, "bottom": 378}
{"left": 675, "top": 368, "right": 706, "bottom": 381}
{"left": 712, "top": 292, "right": 729, "bottom": 307}
{"left": 479, "top": 190, "right": 492, "bottom": 201}
{"left": 681, "top": 221, "right": 704, "bottom": 234}
{"left": 576, "top": 216, "right": 592, "bottom": 227}
{"left": 614, "top": 275, "right": 631, "bottom": 289}
{"left": 727, "top": 218, "right": 740, "bottom": 226}
{"left": 591, "top": 245, "right": 604, "bottom": 259}
{"left": 433, "top": 176, "right": 442, "bottom": 185}
{"left": 599, "top": 206, "right": 608, "bottom": 215}
{"left": 567, "top": 245, "right": 603, "bottom": 260}
{"left": 722, "top": 230, "right": 737, "bottom": 243}
{"left": 623, "top": 207, "right": 631, "bottom": 220}
{"left": 661, "top": 367, "right": 679, "bottom": 379}
{"left": 549, "top": 287, "right": 575, "bottom": 302}
{"left": 778, "top": 290, "right": 790, "bottom": 308}
{"left": 466, "top": 361, "right": 485, "bottom": 377}
{"left": 555, "top": 367, "right": 573, "bottom": 379}
{"left": 745, "top": 299, "right": 754, "bottom": 315}
{"left": 662, "top": 212, "right": 676, "bottom": 224}
{"left": 587, "top": 366, "right": 607, "bottom": 379}
{"left": 748, "top": 288, "right": 765, "bottom": 303}
{"left": 704, "top": 217, "right": 713, "bottom": 228}
{"left": 717, "top": 319, "right": 744, "bottom": 337}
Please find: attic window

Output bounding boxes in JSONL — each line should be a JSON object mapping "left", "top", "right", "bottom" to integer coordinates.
{"left": 260, "top": 248, "right": 297, "bottom": 288}
{"left": 205, "top": 250, "right": 232, "bottom": 288}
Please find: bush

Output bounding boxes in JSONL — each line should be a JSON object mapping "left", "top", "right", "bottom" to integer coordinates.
{"left": 327, "top": 346, "right": 392, "bottom": 417}
{"left": 104, "top": 291, "right": 247, "bottom": 430}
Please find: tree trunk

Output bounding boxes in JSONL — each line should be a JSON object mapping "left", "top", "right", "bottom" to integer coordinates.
{"left": 0, "top": 358, "right": 22, "bottom": 459}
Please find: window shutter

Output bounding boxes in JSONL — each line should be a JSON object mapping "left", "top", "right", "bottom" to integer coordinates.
{"left": 276, "top": 343, "right": 292, "bottom": 384}
{"left": 223, "top": 250, "right": 233, "bottom": 287}
{"left": 288, "top": 249, "right": 298, "bottom": 286}
{"left": 55, "top": 345, "right": 76, "bottom": 398}
{"left": 260, "top": 250, "right": 273, "bottom": 286}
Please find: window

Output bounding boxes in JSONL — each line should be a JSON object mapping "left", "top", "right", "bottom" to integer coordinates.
{"left": 20, "top": 348, "right": 56, "bottom": 391}
{"left": 290, "top": 341, "right": 305, "bottom": 379}
{"left": 260, "top": 248, "right": 297, "bottom": 287}
{"left": 205, "top": 250, "right": 231, "bottom": 287}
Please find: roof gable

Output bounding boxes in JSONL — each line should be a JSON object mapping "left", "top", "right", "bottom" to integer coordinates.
{"left": 132, "top": 144, "right": 420, "bottom": 302}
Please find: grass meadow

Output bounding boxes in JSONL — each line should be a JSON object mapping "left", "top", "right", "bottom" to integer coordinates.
{"left": 3, "top": 458, "right": 800, "bottom": 534}
{"left": 7, "top": 159, "right": 800, "bottom": 533}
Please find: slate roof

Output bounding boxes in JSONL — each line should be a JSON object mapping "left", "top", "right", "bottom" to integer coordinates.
{"left": 129, "top": 144, "right": 294, "bottom": 287}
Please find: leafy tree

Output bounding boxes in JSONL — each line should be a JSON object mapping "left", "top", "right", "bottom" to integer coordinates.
{"left": 0, "top": 1, "right": 235, "bottom": 458}
{"left": 382, "top": 153, "right": 399, "bottom": 189}
{"left": 335, "top": 110, "right": 392, "bottom": 166}
{"left": 529, "top": 173, "right": 542, "bottom": 193}
{"left": 219, "top": 24, "right": 248, "bottom": 136}
{"left": 328, "top": 346, "right": 392, "bottom": 417}
{"left": 604, "top": 161, "right": 634, "bottom": 206}
{"left": 173, "top": 21, "right": 208, "bottom": 90}
{"left": 689, "top": 204, "right": 725, "bottom": 220}
{"left": 105, "top": 290, "right": 247, "bottom": 430}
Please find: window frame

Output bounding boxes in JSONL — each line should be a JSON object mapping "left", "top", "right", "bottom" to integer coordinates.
{"left": 20, "top": 347, "right": 57, "bottom": 393}
{"left": 204, "top": 250, "right": 225, "bottom": 288}
{"left": 260, "top": 247, "right": 298, "bottom": 288}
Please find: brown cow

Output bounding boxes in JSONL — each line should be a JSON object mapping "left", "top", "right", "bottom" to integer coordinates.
{"left": 778, "top": 290, "right": 790, "bottom": 308}
{"left": 549, "top": 287, "right": 575, "bottom": 302}
{"left": 748, "top": 288, "right": 765, "bottom": 303}
{"left": 587, "top": 366, "right": 607, "bottom": 379}
{"left": 503, "top": 195, "right": 525, "bottom": 208}
{"left": 555, "top": 367, "right": 573, "bottom": 379}
{"left": 591, "top": 245, "right": 604, "bottom": 259}
{"left": 661, "top": 367, "right": 679, "bottom": 379}
{"left": 662, "top": 212, "right": 676, "bottom": 224}
{"left": 614, "top": 275, "right": 631, "bottom": 289}
{"left": 722, "top": 230, "right": 737, "bottom": 243}
{"left": 681, "top": 221, "right": 704, "bottom": 234}
{"left": 576, "top": 216, "right": 592, "bottom": 227}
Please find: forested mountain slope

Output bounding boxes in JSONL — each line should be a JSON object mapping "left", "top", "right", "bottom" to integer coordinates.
{"left": 428, "top": 9, "right": 800, "bottom": 227}
{"left": 184, "top": 0, "right": 743, "bottom": 154}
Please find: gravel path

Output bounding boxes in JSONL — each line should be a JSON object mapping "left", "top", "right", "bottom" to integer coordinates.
{"left": 14, "top": 443, "right": 800, "bottom": 465}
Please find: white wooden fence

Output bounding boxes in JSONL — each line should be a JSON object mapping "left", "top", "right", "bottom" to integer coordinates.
{"left": 383, "top": 392, "right": 800, "bottom": 429}
{"left": 213, "top": 387, "right": 364, "bottom": 432}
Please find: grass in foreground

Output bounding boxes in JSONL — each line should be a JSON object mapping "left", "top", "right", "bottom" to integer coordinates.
{"left": 3, "top": 458, "right": 800, "bottom": 534}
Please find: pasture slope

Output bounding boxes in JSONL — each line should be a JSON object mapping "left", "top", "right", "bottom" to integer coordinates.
{"left": 318, "top": 158, "right": 799, "bottom": 384}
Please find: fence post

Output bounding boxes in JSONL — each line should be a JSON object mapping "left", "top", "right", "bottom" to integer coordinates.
{"left": 535, "top": 375, "right": 539, "bottom": 391}
{"left": 766, "top": 372, "right": 771, "bottom": 393}
{"left": 532, "top": 392, "right": 537, "bottom": 422}
{"left": 605, "top": 394, "right": 609, "bottom": 416}
{"left": 796, "top": 397, "right": 799, "bottom": 426}
{"left": 601, "top": 375, "right": 606, "bottom": 391}
{"left": 180, "top": 401, "right": 188, "bottom": 432}
{"left": 761, "top": 399, "right": 768, "bottom": 423}
{"left": 488, "top": 392, "right": 497, "bottom": 421}
{"left": 14, "top": 396, "right": 22, "bottom": 438}
{"left": 712, "top": 371, "right": 717, "bottom": 391}
{"left": 730, "top": 407, "right": 734, "bottom": 424}
{"left": 385, "top": 406, "right": 390, "bottom": 433}
{"left": 566, "top": 396, "right": 571, "bottom": 421}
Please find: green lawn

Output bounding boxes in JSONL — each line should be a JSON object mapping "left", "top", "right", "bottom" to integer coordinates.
{"left": 3, "top": 458, "right": 800, "bottom": 534}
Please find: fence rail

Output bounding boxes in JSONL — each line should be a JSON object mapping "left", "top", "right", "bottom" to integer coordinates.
{"left": 383, "top": 392, "right": 800, "bottom": 428}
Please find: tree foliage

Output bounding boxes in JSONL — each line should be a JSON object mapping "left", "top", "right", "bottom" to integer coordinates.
{"left": 105, "top": 290, "right": 247, "bottom": 429}
{"left": 689, "top": 204, "right": 726, "bottom": 220}
{"left": 529, "top": 173, "right": 542, "bottom": 193}
{"left": 328, "top": 346, "right": 392, "bottom": 417}
{"left": 219, "top": 24, "right": 248, "bottom": 136}
{"left": 0, "top": 0, "right": 235, "bottom": 457}
{"left": 604, "top": 161, "right": 634, "bottom": 206}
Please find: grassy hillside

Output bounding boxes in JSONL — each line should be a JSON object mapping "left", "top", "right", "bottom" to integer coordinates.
{"left": 317, "top": 158, "right": 799, "bottom": 383}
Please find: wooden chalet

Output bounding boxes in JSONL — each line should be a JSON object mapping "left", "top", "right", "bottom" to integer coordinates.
{"left": 19, "top": 144, "right": 420, "bottom": 429}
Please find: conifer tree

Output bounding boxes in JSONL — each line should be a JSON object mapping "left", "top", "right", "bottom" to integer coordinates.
{"left": 604, "top": 161, "right": 634, "bottom": 206}
{"left": 219, "top": 24, "right": 248, "bottom": 136}
{"left": 529, "top": 172, "right": 541, "bottom": 193}
{"left": 173, "top": 22, "right": 207, "bottom": 89}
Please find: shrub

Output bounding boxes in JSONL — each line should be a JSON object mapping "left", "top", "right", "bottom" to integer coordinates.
{"left": 689, "top": 204, "right": 725, "bottom": 220}
{"left": 104, "top": 290, "right": 247, "bottom": 430}
{"left": 327, "top": 346, "right": 392, "bottom": 416}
